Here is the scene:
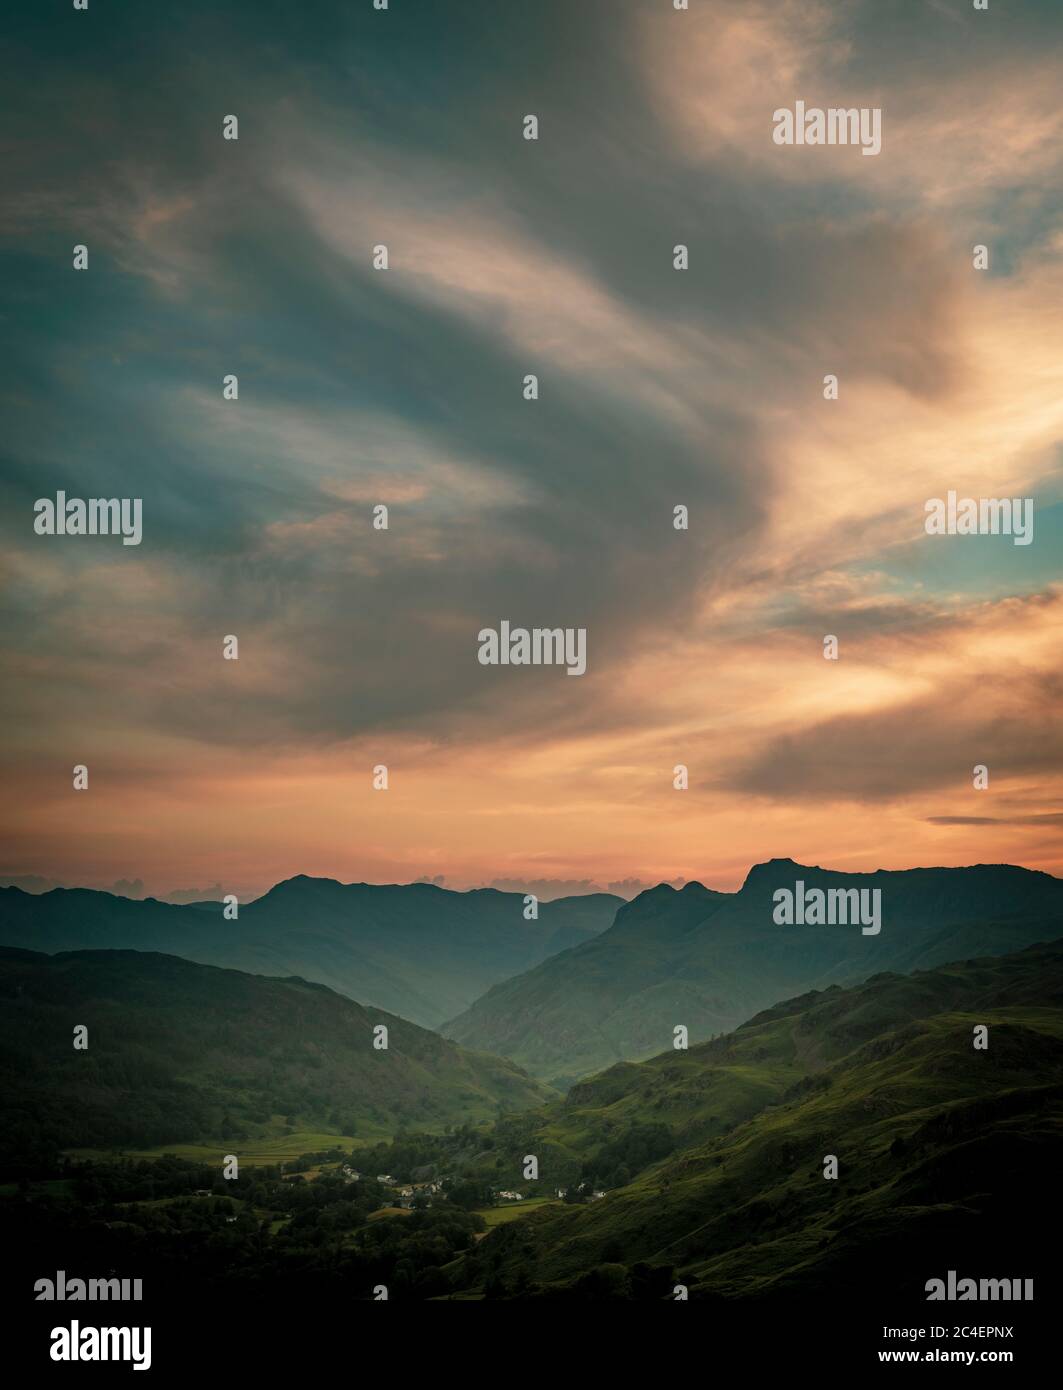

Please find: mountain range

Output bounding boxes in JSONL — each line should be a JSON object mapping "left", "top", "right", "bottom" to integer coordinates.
{"left": 0, "top": 877, "right": 620, "bottom": 1029}
{"left": 4, "top": 859, "right": 1061, "bottom": 1094}
{"left": 444, "top": 859, "right": 1063, "bottom": 1084}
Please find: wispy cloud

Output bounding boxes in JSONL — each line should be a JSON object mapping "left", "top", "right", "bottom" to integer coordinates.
{"left": 1, "top": 0, "right": 1060, "bottom": 893}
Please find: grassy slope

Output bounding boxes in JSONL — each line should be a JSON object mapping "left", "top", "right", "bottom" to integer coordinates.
{"left": 453, "top": 941, "right": 1063, "bottom": 1299}
{"left": 0, "top": 946, "right": 554, "bottom": 1162}
{"left": 67, "top": 1132, "right": 377, "bottom": 1165}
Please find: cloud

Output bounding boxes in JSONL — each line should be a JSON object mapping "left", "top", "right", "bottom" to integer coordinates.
{"left": 0, "top": 874, "right": 67, "bottom": 894}
{"left": 110, "top": 878, "right": 146, "bottom": 899}
{"left": 162, "top": 883, "right": 224, "bottom": 903}
{"left": 639, "top": 0, "right": 1063, "bottom": 212}
{"left": 726, "top": 591, "right": 1063, "bottom": 803}
{"left": 480, "top": 878, "right": 602, "bottom": 900}
{"left": 607, "top": 877, "right": 686, "bottom": 898}
{"left": 1, "top": 0, "right": 1061, "bottom": 892}
{"left": 926, "top": 814, "right": 1063, "bottom": 828}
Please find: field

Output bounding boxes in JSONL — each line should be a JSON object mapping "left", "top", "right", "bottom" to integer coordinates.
{"left": 65, "top": 1130, "right": 368, "bottom": 1166}
{"left": 475, "top": 1196, "right": 561, "bottom": 1227}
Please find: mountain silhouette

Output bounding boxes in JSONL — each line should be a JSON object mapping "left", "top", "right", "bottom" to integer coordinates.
{"left": 444, "top": 860, "right": 1063, "bottom": 1084}
{"left": 0, "top": 878, "right": 620, "bottom": 1028}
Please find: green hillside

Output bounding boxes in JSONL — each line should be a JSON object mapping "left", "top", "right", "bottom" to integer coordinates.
{"left": 445, "top": 861, "right": 1063, "bottom": 1083}
{"left": 0, "top": 878, "right": 621, "bottom": 1028}
{"left": 0, "top": 947, "right": 553, "bottom": 1166}
{"left": 449, "top": 940, "right": 1063, "bottom": 1299}
{"left": 3, "top": 939, "right": 1058, "bottom": 1307}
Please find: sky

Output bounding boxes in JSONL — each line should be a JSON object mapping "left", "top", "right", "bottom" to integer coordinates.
{"left": 2, "top": 0, "right": 1062, "bottom": 902}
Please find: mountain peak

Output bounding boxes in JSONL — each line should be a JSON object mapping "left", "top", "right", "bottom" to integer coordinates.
{"left": 740, "top": 858, "right": 808, "bottom": 891}
{"left": 254, "top": 874, "right": 344, "bottom": 903}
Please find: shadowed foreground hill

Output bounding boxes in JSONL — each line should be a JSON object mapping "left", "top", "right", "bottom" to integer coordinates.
{"left": 0, "top": 877, "right": 621, "bottom": 1028}
{"left": 0, "top": 947, "right": 553, "bottom": 1165}
{"left": 451, "top": 940, "right": 1063, "bottom": 1300}
{"left": 444, "top": 860, "right": 1063, "bottom": 1083}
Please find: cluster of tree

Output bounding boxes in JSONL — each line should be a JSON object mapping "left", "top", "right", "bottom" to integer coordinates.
{"left": 0, "top": 1153, "right": 487, "bottom": 1300}
{"left": 351, "top": 1116, "right": 676, "bottom": 1199}
{"left": 573, "top": 1121, "right": 675, "bottom": 1192}
{"left": 459, "top": 1220, "right": 676, "bottom": 1299}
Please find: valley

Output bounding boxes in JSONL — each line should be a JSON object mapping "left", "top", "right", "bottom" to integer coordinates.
{"left": 3, "top": 925, "right": 1060, "bottom": 1304}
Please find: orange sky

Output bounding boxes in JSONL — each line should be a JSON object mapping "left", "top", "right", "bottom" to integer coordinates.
{"left": 2, "top": 0, "right": 1061, "bottom": 901}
